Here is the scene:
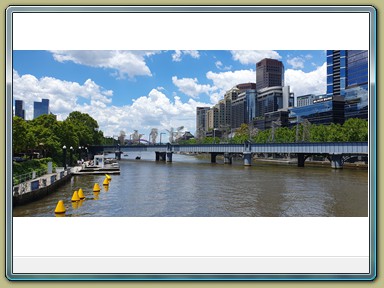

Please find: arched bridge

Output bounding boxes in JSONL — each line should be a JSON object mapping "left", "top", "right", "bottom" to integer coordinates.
{"left": 88, "top": 142, "right": 368, "bottom": 169}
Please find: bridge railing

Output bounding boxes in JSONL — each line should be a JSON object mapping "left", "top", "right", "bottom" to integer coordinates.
{"left": 94, "top": 142, "right": 368, "bottom": 155}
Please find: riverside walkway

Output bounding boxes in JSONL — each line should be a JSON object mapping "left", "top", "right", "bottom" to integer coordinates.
{"left": 12, "top": 167, "right": 79, "bottom": 205}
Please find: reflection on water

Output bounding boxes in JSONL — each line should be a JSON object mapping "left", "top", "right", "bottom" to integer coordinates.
{"left": 13, "top": 153, "right": 368, "bottom": 217}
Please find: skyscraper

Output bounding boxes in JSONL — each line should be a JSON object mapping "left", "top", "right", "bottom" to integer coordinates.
{"left": 326, "top": 50, "right": 368, "bottom": 119}
{"left": 33, "top": 99, "right": 50, "bottom": 119}
{"left": 256, "top": 58, "right": 284, "bottom": 91}
{"left": 196, "top": 107, "right": 210, "bottom": 138}
{"left": 15, "top": 99, "right": 25, "bottom": 119}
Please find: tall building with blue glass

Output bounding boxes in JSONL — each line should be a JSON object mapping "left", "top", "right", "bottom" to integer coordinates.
{"left": 15, "top": 99, "right": 25, "bottom": 119}
{"left": 33, "top": 99, "right": 50, "bottom": 119}
{"left": 326, "top": 50, "right": 368, "bottom": 119}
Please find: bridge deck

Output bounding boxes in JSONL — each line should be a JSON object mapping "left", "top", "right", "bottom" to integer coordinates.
{"left": 91, "top": 142, "right": 368, "bottom": 155}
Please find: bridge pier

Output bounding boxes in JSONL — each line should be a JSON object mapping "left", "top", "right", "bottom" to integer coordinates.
{"left": 243, "top": 152, "right": 252, "bottom": 166}
{"left": 297, "top": 153, "right": 305, "bottom": 167}
{"left": 330, "top": 154, "right": 343, "bottom": 169}
{"left": 210, "top": 153, "right": 218, "bottom": 163}
{"left": 223, "top": 153, "right": 232, "bottom": 164}
{"left": 115, "top": 151, "right": 122, "bottom": 160}
{"left": 166, "top": 152, "right": 173, "bottom": 162}
{"left": 155, "top": 152, "right": 166, "bottom": 161}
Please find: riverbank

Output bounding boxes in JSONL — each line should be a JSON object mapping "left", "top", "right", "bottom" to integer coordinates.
{"left": 13, "top": 168, "right": 72, "bottom": 206}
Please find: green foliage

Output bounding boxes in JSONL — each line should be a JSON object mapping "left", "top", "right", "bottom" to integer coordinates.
{"left": 65, "top": 111, "right": 104, "bottom": 146}
{"left": 342, "top": 118, "right": 368, "bottom": 141}
{"left": 13, "top": 116, "right": 36, "bottom": 154}
{"left": 189, "top": 119, "right": 368, "bottom": 145}
{"left": 13, "top": 157, "right": 55, "bottom": 177}
{"left": 13, "top": 112, "right": 104, "bottom": 166}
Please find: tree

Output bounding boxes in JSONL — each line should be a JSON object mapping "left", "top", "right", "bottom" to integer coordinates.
{"left": 342, "top": 118, "right": 368, "bottom": 141}
{"left": 13, "top": 116, "right": 35, "bottom": 155}
{"left": 65, "top": 111, "right": 103, "bottom": 146}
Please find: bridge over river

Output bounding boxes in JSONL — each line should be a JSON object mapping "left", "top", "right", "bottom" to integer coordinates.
{"left": 88, "top": 142, "right": 368, "bottom": 169}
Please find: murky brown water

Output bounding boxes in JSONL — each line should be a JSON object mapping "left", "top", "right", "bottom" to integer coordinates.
{"left": 13, "top": 153, "right": 368, "bottom": 217}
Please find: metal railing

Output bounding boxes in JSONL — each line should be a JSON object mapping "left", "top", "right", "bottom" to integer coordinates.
{"left": 12, "top": 168, "right": 48, "bottom": 186}
{"left": 13, "top": 168, "right": 71, "bottom": 196}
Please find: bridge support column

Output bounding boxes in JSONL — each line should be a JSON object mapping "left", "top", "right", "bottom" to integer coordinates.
{"left": 297, "top": 153, "right": 305, "bottom": 167}
{"left": 166, "top": 152, "right": 173, "bottom": 163}
{"left": 223, "top": 153, "right": 232, "bottom": 164}
{"left": 115, "top": 151, "right": 122, "bottom": 160}
{"left": 210, "top": 153, "right": 218, "bottom": 163}
{"left": 156, "top": 152, "right": 166, "bottom": 161}
{"left": 331, "top": 154, "right": 343, "bottom": 169}
{"left": 243, "top": 152, "right": 252, "bottom": 166}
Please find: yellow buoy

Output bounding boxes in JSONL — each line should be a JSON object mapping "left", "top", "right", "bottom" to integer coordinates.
{"left": 93, "top": 191, "right": 100, "bottom": 200}
{"left": 72, "top": 201, "right": 79, "bottom": 210}
{"left": 93, "top": 183, "right": 101, "bottom": 192}
{"left": 54, "top": 200, "right": 66, "bottom": 214}
{"left": 105, "top": 174, "right": 111, "bottom": 180}
{"left": 103, "top": 178, "right": 109, "bottom": 186}
{"left": 71, "top": 191, "right": 80, "bottom": 202}
{"left": 78, "top": 188, "right": 85, "bottom": 199}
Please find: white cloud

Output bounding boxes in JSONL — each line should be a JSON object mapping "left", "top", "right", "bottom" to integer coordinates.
{"left": 13, "top": 70, "right": 210, "bottom": 136}
{"left": 287, "top": 57, "right": 305, "bottom": 69}
{"left": 172, "top": 76, "right": 214, "bottom": 98}
{"left": 50, "top": 50, "right": 158, "bottom": 79}
{"left": 172, "top": 50, "right": 200, "bottom": 62}
{"left": 215, "top": 60, "right": 232, "bottom": 70}
{"left": 206, "top": 69, "right": 255, "bottom": 94}
{"left": 13, "top": 70, "right": 113, "bottom": 120}
{"left": 285, "top": 63, "right": 327, "bottom": 96}
{"left": 230, "top": 50, "right": 281, "bottom": 65}
{"left": 215, "top": 61, "right": 223, "bottom": 69}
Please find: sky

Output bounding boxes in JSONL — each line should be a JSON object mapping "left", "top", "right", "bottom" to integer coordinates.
{"left": 13, "top": 50, "right": 327, "bottom": 140}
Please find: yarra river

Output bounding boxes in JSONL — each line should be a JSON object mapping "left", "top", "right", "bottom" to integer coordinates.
{"left": 13, "top": 153, "right": 368, "bottom": 217}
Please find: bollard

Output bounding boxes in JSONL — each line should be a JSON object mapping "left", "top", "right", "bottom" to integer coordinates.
{"left": 54, "top": 200, "right": 66, "bottom": 214}
{"left": 71, "top": 191, "right": 80, "bottom": 202}
{"left": 93, "top": 183, "right": 101, "bottom": 192}
{"left": 78, "top": 188, "right": 85, "bottom": 199}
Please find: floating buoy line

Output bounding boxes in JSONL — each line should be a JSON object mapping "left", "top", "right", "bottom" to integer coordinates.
{"left": 54, "top": 174, "right": 112, "bottom": 216}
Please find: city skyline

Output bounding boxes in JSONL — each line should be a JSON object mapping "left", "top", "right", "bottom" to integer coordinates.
{"left": 13, "top": 50, "right": 326, "bottom": 138}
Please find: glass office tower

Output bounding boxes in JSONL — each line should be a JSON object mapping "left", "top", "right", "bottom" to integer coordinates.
{"left": 15, "top": 99, "right": 25, "bottom": 119}
{"left": 326, "top": 50, "right": 368, "bottom": 119}
{"left": 33, "top": 99, "right": 50, "bottom": 119}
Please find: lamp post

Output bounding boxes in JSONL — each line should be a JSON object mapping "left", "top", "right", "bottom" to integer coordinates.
{"left": 85, "top": 147, "right": 88, "bottom": 160}
{"left": 62, "top": 145, "right": 67, "bottom": 169}
{"left": 78, "top": 146, "right": 82, "bottom": 162}
{"left": 160, "top": 132, "right": 165, "bottom": 145}
{"left": 69, "top": 146, "right": 73, "bottom": 167}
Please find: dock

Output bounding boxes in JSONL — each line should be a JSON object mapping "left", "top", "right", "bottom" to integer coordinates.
{"left": 72, "top": 155, "right": 120, "bottom": 175}
{"left": 72, "top": 165, "right": 120, "bottom": 175}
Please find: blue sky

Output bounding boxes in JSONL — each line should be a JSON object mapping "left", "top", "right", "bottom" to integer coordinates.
{"left": 13, "top": 50, "right": 327, "bottom": 139}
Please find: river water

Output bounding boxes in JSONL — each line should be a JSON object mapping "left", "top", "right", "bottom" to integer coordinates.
{"left": 12, "top": 152, "right": 368, "bottom": 217}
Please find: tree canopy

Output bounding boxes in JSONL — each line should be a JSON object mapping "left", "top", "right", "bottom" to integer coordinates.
{"left": 12, "top": 111, "right": 104, "bottom": 165}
